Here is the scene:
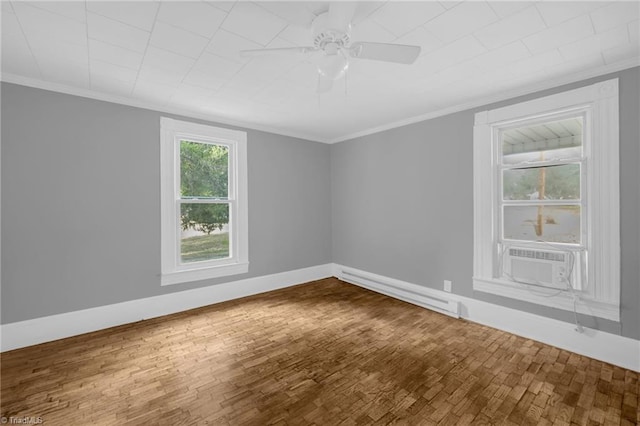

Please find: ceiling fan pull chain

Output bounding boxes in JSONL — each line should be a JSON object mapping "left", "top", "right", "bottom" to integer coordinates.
{"left": 344, "top": 66, "right": 348, "bottom": 96}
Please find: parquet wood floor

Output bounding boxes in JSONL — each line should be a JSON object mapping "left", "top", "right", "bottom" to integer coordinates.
{"left": 1, "top": 278, "right": 638, "bottom": 425}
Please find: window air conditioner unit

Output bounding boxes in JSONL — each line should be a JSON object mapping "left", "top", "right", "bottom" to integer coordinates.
{"left": 503, "top": 247, "right": 572, "bottom": 290}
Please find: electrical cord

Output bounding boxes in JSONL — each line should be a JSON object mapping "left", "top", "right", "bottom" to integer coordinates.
{"left": 498, "top": 241, "right": 585, "bottom": 333}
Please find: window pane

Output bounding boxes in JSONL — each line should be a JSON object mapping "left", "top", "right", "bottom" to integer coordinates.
{"left": 180, "top": 141, "right": 228, "bottom": 198}
{"left": 503, "top": 164, "right": 580, "bottom": 200}
{"left": 180, "top": 203, "right": 229, "bottom": 263}
{"left": 502, "top": 117, "right": 582, "bottom": 165}
{"left": 503, "top": 205, "right": 580, "bottom": 244}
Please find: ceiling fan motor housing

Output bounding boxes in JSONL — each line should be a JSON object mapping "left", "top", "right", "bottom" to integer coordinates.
{"left": 312, "top": 12, "right": 351, "bottom": 52}
{"left": 239, "top": 7, "right": 421, "bottom": 92}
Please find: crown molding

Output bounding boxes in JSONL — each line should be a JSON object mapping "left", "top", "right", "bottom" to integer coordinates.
{"left": 327, "top": 58, "right": 640, "bottom": 144}
{"left": 2, "top": 58, "right": 639, "bottom": 145}
{"left": 0, "top": 73, "right": 328, "bottom": 144}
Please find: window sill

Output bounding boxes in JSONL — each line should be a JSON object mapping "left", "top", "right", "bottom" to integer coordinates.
{"left": 473, "top": 277, "right": 619, "bottom": 322}
{"left": 161, "top": 262, "right": 249, "bottom": 286}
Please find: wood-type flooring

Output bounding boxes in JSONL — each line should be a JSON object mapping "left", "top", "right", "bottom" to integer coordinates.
{"left": 1, "top": 278, "right": 638, "bottom": 425}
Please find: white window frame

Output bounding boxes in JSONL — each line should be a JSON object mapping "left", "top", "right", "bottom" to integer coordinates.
{"left": 473, "top": 79, "right": 620, "bottom": 321}
{"left": 160, "top": 117, "right": 248, "bottom": 286}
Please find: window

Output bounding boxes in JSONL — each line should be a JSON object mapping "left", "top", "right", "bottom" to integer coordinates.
{"left": 473, "top": 79, "right": 620, "bottom": 321}
{"left": 160, "top": 118, "right": 248, "bottom": 285}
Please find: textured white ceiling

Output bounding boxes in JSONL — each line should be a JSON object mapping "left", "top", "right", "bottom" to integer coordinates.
{"left": 2, "top": 1, "right": 639, "bottom": 143}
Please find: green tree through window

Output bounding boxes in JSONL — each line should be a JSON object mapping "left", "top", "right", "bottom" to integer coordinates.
{"left": 180, "top": 141, "right": 229, "bottom": 235}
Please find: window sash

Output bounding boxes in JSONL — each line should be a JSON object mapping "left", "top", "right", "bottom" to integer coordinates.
{"left": 175, "top": 200, "right": 234, "bottom": 269}
{"left": 499, "top": 162, "right": 584, "bottom": 205}
{"left": 498, "top": 112, "right": 586, "bottom": 164}
{"left": 175, "top": 137, "right": 235, "bottom": 201}
{"left": 500, "top": 158, "right": 583, "bottom": 170}
{"left": 500, "top": 204, "right": 583, "bottom": 245}
{"left": 496, "top": 111, "right": 587, "bottom": 248}
{"left": 174, "top": 137, "right": 236, "bottom": 269}
{"left": 161, "top": 117, "right": 248, "bottom": 286}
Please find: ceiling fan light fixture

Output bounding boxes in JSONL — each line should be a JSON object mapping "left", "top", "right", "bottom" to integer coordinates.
{"left": 239, "top": 3, "right": 421, "bottom": 93}
{"left": 317, "top": 53, "right": 348, "bottom": 81}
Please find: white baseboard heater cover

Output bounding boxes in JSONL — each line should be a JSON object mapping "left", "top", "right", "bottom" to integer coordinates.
{"left": 338, "top": 268, "right": 460, "bottom": 318}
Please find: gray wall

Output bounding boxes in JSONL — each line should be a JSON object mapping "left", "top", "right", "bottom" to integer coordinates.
{"left": 1, "top": 83, "right": 332, "bottom": 323}
{"left": 2, "top": 68, "right": 638, "bottom": 341}
{"left": 332, "top": 67, "right": 640, "bottom": 340}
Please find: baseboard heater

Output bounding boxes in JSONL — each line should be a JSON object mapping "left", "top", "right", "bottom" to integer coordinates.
{"left": 338, "top": 268, "right": 460, "bottom": 319}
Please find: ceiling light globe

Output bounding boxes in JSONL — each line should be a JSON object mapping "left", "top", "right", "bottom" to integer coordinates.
{"left": 317, "top": 54, "right": 349, "bottom": 81}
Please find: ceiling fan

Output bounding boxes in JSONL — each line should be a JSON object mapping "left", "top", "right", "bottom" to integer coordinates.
{"left": 240, "top": 3, "right": 422, "bottom": 93}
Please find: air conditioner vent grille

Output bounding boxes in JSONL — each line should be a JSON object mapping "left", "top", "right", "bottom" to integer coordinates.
{"left": 509, "top": 248, "right": 565, "bottom": 262}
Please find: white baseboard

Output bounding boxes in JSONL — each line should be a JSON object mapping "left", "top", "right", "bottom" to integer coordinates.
{"left": 333, "top": 264, "right": 640, "bottom": 372}
{"left": 3, "top": 262, "right": 638, "bottom": 372}
{"left": 336, "top": 265, "right": 460, "bottom": 318}
{"left": 0, "top": 264, "right": 333, "bottom": 352}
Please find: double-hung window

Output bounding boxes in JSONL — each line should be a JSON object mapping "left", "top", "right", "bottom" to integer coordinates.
{"left": 160, "top": 118, "right": 248, "bottom": 285}
{"left": 473, "top": 79, "right": 620, "bottom": 321}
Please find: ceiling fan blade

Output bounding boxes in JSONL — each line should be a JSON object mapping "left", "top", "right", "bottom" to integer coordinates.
{"left": 240, "top": 46, "right": 317, "bottom": 58}
{"left": 326, "top": 2, "right": 358, "bottom": 32}
{"left": 317, "top": 73, "right": 334, "bottom": 93}
{"left": 348, "top": 42, "right": 421, "bottom": 64}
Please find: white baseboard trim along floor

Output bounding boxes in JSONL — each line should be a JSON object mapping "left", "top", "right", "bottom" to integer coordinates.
{"left": 2, "top": 262, "right": 638, "bottom": 372}
{"left": 0, "top": 264, "right": 333, "bottom": 352}
{"left": 334, "top": 264, "right": 639, "bottom": 373}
